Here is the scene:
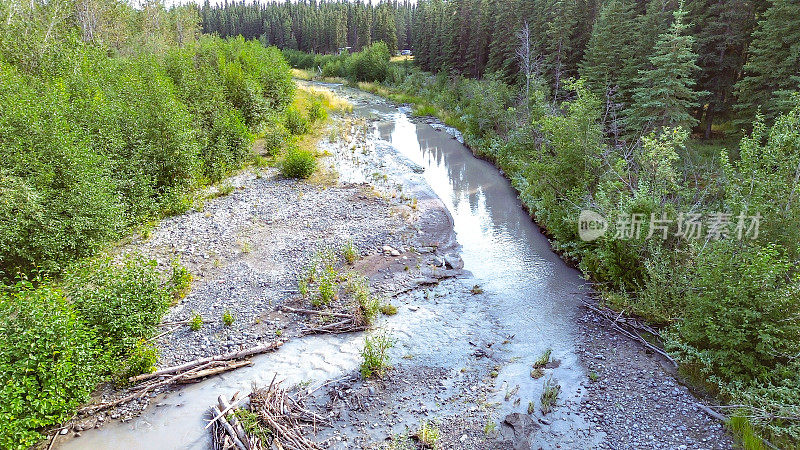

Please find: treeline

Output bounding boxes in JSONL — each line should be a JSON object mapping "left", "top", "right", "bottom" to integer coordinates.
{"left": 0, "top": 1, "right": 298, "bottom": 447}
{"left": 200, "top": 0, "right": 412, "bottom": 55}
{"left": 412, "top": 0, "right": 799, "bottom": 138}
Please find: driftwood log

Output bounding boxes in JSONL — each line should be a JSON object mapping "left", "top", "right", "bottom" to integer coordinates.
{"left": 130, "top": 340, "right": 283, "bottom": 383}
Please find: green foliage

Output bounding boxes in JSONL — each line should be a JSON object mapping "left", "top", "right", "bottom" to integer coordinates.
{"left": 0, "top": 281, "right": 101, "bottom": 449}
{"left": 342, "top": 240, "right": 358, "bottom": 264}
{"left": 259, "top": 122, "right": 291, "bottom": 156}
{"left": 190, "top": 313, "right": 203, "bottom": 331}
{"left": 65, "top": 254, "right": 170, "bottom": 359}
{"left": 284, "top": 106, "right": 311, "bottom": 135}
{"left": 121, "top": 340, "right": 159, "bottom": 380}
{"left": 171, "top": 258, "right": 193, "bottom": 301}
{"left": 360, "top": 333, "right": 393, "bottom": 378}
{"left": 414, "top": 420, "right": 441, "bottom": 448}
{"left": 668, "top": 242, "right": 800, "bottom": 384}
{"left": 281, "top": 146, "right": 317, "bottom": 179}
{"left": 540, "top": 377, "right": 561, "bottom": 415}
{"left": 347, "top": 42, "right": 392, "bottom": 82}
{"left": 728, "top": 415, "right": 766, "bottom": 450}
{"left": 222, "top": 310, "right": 235, "bottom": 327}
{"left": 627, "top": 6, "right": 704, "bottom": 135}
{"left": 734, "top": 0, "right": 800, "bottom": 125}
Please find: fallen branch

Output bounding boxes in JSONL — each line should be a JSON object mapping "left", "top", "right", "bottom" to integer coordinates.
{"left": 130, "top": 340, "right": 283, "bottom": 383}
{"left": 211, "top": 405, "right": 248, "bottom": 450}
{"left": 80, "top": 361, "right": 217, "bottom": 415}
{"left": 147, "top": 325, "right": 181, "bottom": 342}
{"left": 581, "top": 300, "right": 678, "bottom": 367}
{"left": 179, "top": 360, "right": 254, "bottom": 383}
{"left": 281, "top": 306, "right": 352, "bottom": 319}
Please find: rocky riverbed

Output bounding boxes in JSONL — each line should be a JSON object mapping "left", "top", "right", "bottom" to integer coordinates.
{"left": 57, "top": 82, "right": 733, "bottom": 450}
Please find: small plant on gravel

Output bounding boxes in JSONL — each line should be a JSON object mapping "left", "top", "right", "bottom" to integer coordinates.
{"left": 170, "top": 258, "right": 193, "bottom": 302}
{"left": 240, "top": 241, "right": 252, "bottom": 254}
{"left": 483, "top": 420, "right": 497, "bottom": 435}
{"left": 540, "top": 376, "right": 561, "bottom": 415}
{"left": 314, "top": 267, "right": 338, "bottom": 306}
{"left": 347, "top": 275, "right": 379, "bottom": 324}
{"left": 380, "top": 303, "right": 398, "bottom": 315}
{"left": 588, "top": 371, "right": 599, "bottom": 382}
{"left": 528, "top": 401, "right": 535, "bottom": 414}
{"left": 534, "top": 348, "right": 552, "bottom": 368}
{"left": 190, "top": 313, "right": 203, "bottom": 331}
{"left": 298, "top": 277, "right": 310, "bottom": 298}
{"left": 360, "top": 332, "right": 393, "bottom": 378}
{"left": 414, "top": 420, "right": 440, "bottom": 448}
{"left": 387, "top": 434, "right": 415, "bottom": 450}
{"left": 470, "top": 284, "right": 484, "bottom": 295}
{"left": 275, "top": 329, "right": 283, "bottom": 337}
{"left": 343, "top": 240, "right": 358, "bottom": 264}
{"left": 281, "top": 146, "right": 316, "bottom": 179}
{"left": 222, "top": 310, "right": 235, "bottom": 327}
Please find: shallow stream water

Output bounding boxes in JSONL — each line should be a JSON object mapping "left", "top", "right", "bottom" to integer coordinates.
{"left": 60, "top": 84, "right": 599, "bottom": 449}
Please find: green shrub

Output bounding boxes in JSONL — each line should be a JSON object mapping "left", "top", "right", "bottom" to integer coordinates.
{"left": 360, "top": 333, "right": 393, "bottom": 378}
{"left": 222, "top": 310, "right": 235, "bottom": 326}
{"left": 284, "top": 106, "right": 310, "bottom": 135}
{"left": 121, "top": 340, "right": 159, "bottom": 380}
{"left": 171, "top": 258, "right": 193, "bottom": 301}
{"left": 260, "top": 122, "right": 291, "bottom": 155}
{"left": 668, "top": 242, "right": 800, "bottom": 385}
{"left": 0, "top": 281, "right": 101, "bottom": 449}
{"left": 307, "top": 98, "right": 328, "bottom": 122}
{"left": 65, "top": 254, "right": 171, "bottom": 359}
{"left": 347, "top": 42, "right": 391, "bottom": 82}
{"left": 190, "top": 313, "right": 203, "bottom": 331}
{"left": 0, "top": 62, "right": 124, "bottom": 276}
{"left": 281, "top": 146, "right": 317, "bottom": 179}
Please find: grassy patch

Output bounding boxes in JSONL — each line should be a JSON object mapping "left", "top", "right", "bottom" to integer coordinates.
{"left": 540, "top": 377, "right": 561, "bottom": 415}
{"left": 413, "top": 420, "right": 441, "bottom": 448}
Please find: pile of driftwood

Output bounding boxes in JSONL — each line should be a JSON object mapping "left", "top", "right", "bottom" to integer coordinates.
{"left": 210, "top": 376, "right": 329, "bottom": 450}
{"left": 78, "top": 341, "right": 283, "bottom": 416}
{"left": 281, "top": 306, "right": 367, "bottom": 335}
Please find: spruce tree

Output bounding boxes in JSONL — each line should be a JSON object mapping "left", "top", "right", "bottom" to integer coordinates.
{"left": 734, "top": 0, "right": 800, "bottom": 125}
{"left": 579, "top": 0, "right": 639, "bottom": 104}
{"left": 627, "top": 4, "right": 703, "bottom": 136}
{"left": 688, "top": 0, "right": 757, "bottom": 138}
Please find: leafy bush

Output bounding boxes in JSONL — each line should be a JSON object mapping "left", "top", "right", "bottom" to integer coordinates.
{"left": 284, "top": 106, "right": 310, "bottom": 135}
{"left": 347, "top": 42, "right": 391, "bottom": 82}
{"left": 281, "top": 146, "right": 317, "bottom": 179}
{"left": 121, "top": 340, "right": 159, "bottom": 380}
{"left": 65, "top": 254, "right": 171, "bottom": 359}
{"left": 170, "top": 258, "right": 193, "bottom": 301}
{"left": 360, "top": 333, "right": 393, "bottom": 378}
{"left": 668, "top": 242, "right": 800, "bottom": 384}
{"left": 259, "top": 122, "right": 291, "bottom": 155}
{"left": 0, "top": 281, "right": 101, "bottom": 449}
{"left": 307, "top": 98, "right": 328, "bottom": 122}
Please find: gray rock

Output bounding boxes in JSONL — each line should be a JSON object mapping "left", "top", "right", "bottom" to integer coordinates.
{"left": 444, "top": 253, "right": 463, "bottom": 270}
{"left": 501, "top": 413, "right": 539, "bottom": 450}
